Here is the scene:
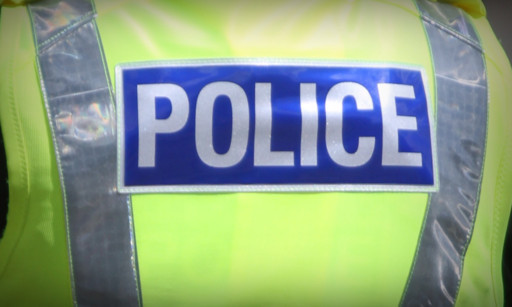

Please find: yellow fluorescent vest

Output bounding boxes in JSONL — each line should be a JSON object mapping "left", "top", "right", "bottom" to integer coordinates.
{"left": 0, "top": 0, "right": 511, "bottom": 306}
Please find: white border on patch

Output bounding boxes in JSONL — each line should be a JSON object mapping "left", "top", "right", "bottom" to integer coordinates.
{"left": 115, "top": 59, "right": 439, "bottom": 194}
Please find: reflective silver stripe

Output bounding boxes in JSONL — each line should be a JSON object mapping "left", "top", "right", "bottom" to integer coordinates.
{"left": 28, "top": 1, "right": 141, "bottom": 306}
{"left": 402, "top": 1, "right": 487, "bottom": 306}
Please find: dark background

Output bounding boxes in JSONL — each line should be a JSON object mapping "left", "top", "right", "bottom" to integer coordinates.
{"left": 0, "top": 0, "right": 511, "bottom": 304}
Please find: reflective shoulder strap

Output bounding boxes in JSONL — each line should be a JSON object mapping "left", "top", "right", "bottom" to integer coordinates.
{"left": 402, "top": 0, "right": 487, "bottom": 306}
{"left": 27, "top": 0, "right": 141, "bottom": 306}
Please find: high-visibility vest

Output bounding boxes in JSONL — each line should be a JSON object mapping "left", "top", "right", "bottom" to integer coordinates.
{"left": 0, "top": 0, "right": 511, "bottom": 306}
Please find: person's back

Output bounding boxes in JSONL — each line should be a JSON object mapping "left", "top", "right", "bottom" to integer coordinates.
{"left": 0, "top": 0, "right": 511, "bottom": 306}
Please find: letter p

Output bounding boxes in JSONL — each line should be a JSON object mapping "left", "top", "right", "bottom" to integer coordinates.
{"left": 137, "top": 84, "right": 189, "bottom": 167}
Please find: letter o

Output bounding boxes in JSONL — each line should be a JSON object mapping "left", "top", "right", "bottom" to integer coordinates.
{"left": 195, "top": 82, "right": 250, "bottom": 167}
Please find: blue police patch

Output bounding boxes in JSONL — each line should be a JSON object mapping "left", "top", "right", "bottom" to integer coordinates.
{"left": 116, "top": 60, "right": 437, "bottom": 193}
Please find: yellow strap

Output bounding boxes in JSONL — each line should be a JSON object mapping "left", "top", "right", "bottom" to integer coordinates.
{"left": 436, "top": 0, "right": 486, "bottom": 17}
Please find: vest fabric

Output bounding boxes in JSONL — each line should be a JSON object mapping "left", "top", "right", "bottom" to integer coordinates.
{"left": 1, "top": 1, "right": 511, "bottom": 306}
